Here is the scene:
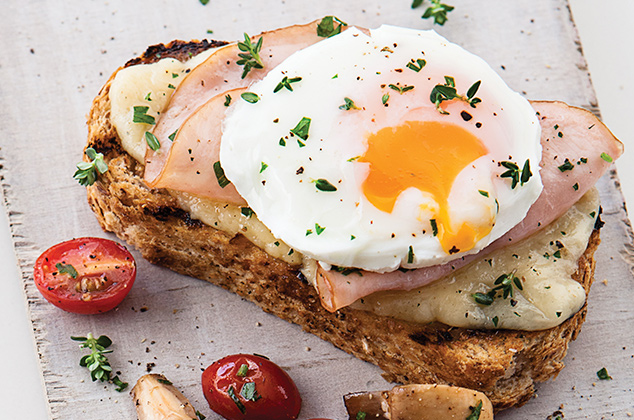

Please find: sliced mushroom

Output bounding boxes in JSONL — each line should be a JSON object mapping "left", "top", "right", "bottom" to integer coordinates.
{"left": 131, "top": 374, "right": 199, "bottom": 420}
{"left": 344, "top": 384, "right": 494, "bottom": 420}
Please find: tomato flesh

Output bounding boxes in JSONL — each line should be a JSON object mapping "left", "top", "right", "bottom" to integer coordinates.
{"left": 34, "top": 237, "right": 136, "bottom": 314}
{"left": 202, "top": 354, "right": 302, "bottom": 420}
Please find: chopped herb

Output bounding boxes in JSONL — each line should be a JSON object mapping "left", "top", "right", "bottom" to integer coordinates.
{"left": 260, "top": 162, "right": 268, "bottom": 173}
{"left": 241, "top": 92, "right": 260, "bottom": 103}
{"left": 279, "top": 138, "right": 286, "bottom": 146}
{"left": 213, "top": 161, "right": 230, "bottom": 188}
{"left": 74, "top": 147, "right": 108, "bottom": 186}
{"left": 473, "top": 292, "right": 494, "bottom": 306}
{"left": 290, "top": 117, "right": 311, "bottom": 140}
{"left": 388, "top": 83, "right": 415, "bottom": 94}
{"left": 553, "top": 250, "right": 561, "bottom": 258}
{"left": 288, "top": 249, "right": 294, "bottom": 256}
{"left": 339, "top": 97, "right": 359, "bottom": 110}
{"left": 157, "top": 378, "right": 173, "bottom": 385}
{"left": 55, "top": 263, "right": 78, "bottom": 279}
{"left": 597, "top": 367, "right": 612, "bottom": 380}
{"left": 224, "top": 94, "right": 232, "bottom": 106}
{"left": 237, "top": 33, "right": 264, "bottom": 79}
{"left": 347, "top": 156, "right": 360, "bottom": 162}
{"left": 473, "top": 271, "right": 522, "bottom": 306}
{"left": 382, "top": 93, "right": 390, "bottom": 105}
{"left": 429, "top": 77, "right": 481, "bottom": 114}
{"left": 240, "top": 382, "right": 261, "bottom": 401}
{"left": 334, "top": 266, "right": 363, "bottom": 276}
{"left": 316, "top": 16, "right": 348, "bottom": 38}
{"left": 168, "top": 130, "right": 178, "bottom": 141}
{"left": 315, "top": 223, "right": 325, "bottom": 235}
{"left": 554, "top": 124, "right": 559, "bottom": 130}
{"left": 240, "top": 207, "right": 254, "bottom": 218}
{"left": 500, "top": 159, "right": 532, "bottom": 189}
{"left": 556, "top": 311, "right": 562, "bottom": 318}
{"left": 573, "top": 183, "right": 579, "bottom": 191}
{"left": 132, "top": 106, "right": 156, "bottom": 125}
{"left": 600, "top": 152, "right": 613, "bottom": 163}
{"left": 206, "top": 29, "right": 214, "bottom": 34}
{"left": 466, "top": 400, "right": 483, "bottom": 420}
{"left": 144, "top": 92, "right": 152, "bottom": 101}
{"left": 199, "top": 0, "right": 209, "bottom": 4}
{"left": 171, "top": 72, "right": 179, "bottom": 78}
{"left": 558, "top": 131, "right": 564, "bottom": 138}
{"left": 144, "top": 131, "right": 160, "bottom": 151}
{"left": 351, "top": 235, "right": 356, "bottom": 240}
{"left": 195, "top": 410, "right": 206, "bottom": 420}
{"left": 356, "top": 412, "right": 367, "bottom": 420}
{"left": 407, "top": 245, "right": 414, "bottom": 264}
{"left": 227, "top": 385, "right": 245, "bottom": 413}
{"left": 236, "top": 364, "right": 249, "bottom": 377}
{"left": 413, "top": 0, "right": 455, "bottom": 25}
{"left": 314, "top": 178, "right": 337, "bottom": 192}
{"left": 478, "top": 190, "right": 489, "bottom": 197}
{"left": 306, "top": 229, "right": 313, "bottom": 236}
{"left": 274, "top": 76, "right": 302, "bottom": 93}
{"left": 589, "top": 211, "right": 596, "bottom": 218}
{"left": 332, "top": 74, "right": 339, "bottom": 79}
{"left": 406, "top": 58, "right": 426, "bottom": 72}
{"left": 580, "top": 157, "right": 588, "bottom": 164}
{"left": 492, "top": 316, "right": 499, "bottom": 327}
{"left": 71, "top": 333, "right": 128, "bottom": 391}
{"left": 430, "top": 219, "right": 438, "bottom": 236}
{"left": 557, "top": 158, "right": 574, "bottom": 172}
{"left": 167, "top": 83, "right": 175, "bottom": 89}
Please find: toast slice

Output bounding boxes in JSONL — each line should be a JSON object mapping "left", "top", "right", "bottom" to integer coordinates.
{"left": 85, "top": 39, "right": 600, "bottom": 411}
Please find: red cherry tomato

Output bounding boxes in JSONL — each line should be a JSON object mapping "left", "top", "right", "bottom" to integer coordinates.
{"left": 34, "top": 237, "right": 136, "bottom": 314}
{"left": 202, "top": 354, "right": 302, "bottom": 420}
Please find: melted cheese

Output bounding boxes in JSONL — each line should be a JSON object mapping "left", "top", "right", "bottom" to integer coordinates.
{"left": 352, "top": 188, "right": 599, "bottom": 330}
{"left": 109, "top": 50, "right": 598, "bottom": 330}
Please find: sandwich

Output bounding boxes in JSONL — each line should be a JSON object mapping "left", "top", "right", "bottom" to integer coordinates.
{"left": 82, "top": 17, "right": 623, "bottom": 410}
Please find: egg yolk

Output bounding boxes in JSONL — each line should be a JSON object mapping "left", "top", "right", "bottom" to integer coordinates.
{"left": 360, "top": 120, "right": 493, "bottom": 255}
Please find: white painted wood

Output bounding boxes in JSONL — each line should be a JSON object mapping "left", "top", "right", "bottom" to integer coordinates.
{"left": 0, "top": 1, "right": 632, "bottom": 418}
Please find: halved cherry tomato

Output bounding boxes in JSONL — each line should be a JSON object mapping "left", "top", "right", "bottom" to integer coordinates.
{"left": 202, "top": 354, "right": 301, "bottom": 420}
{"left": 34, "top": 237, "right": 136, "bottom": 314}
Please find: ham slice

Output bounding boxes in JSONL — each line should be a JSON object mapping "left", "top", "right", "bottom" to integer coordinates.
{"left": 144, "top": 20, "right": 325, "bottom": 191}
{"left": 315, "top": 101, "right": 623, "bottom": 312}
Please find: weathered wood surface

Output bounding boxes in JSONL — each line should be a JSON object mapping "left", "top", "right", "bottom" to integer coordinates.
{"left": 0, "top": 0, "right": 632, "bottom": 418}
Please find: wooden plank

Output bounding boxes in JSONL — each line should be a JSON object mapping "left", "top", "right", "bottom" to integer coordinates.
{"left": 0, "top": 0, "right": 631, "bottom": 418}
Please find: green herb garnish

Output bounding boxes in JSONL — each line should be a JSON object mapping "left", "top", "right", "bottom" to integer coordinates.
{"left": 406, "top": 58, "right": 426, "bottom": 72}
{"left": 157, "top": 378, "right": 173, "bottom": 385}
{"left": 315, "top": 223, "right": 326, "bottom": 235}
{"left": 356, "top": 412, "right": 367, "bottom": 420}
{"left": 71, "top": 333, "right": 128, "bottom": 391}
{"left": 241, "top": 92, "right": 260, "bottom": 103}
{"left": 382, "top": 93, "right": 390, "bottom": 105}
{"left": 313, "top": 178, "right": 337, "bottom": 192}
{"left": 466, "top": 400, "right": 483, "bottom": 420}
{"left": 56, "top": 263, "right": 78, "bottom": 279}
{"left": 558, "top": 158, "right": 574, "bottom": 172}
{"left": 290, "top": 117, "right": 311, "bottom": 140}
{"left": 241, "top": 207, "right": 254, "bottom": 218}
{"left": 478, "top": 190, "right": 489, "bottom": 198}
{"left": 430, "top": 219, "right": 438, "bottom": 236}
{"left": 240, "top": 382, "right": 261, "bottom": 401}
{"left": 334, "top": 266, "right": 363, "bottom": 276}
{"left": 168, "top": 130, "right": 178, "bottom": 141}
{"left": 597, "top": 367, "right": 612, "bottom": 380}
{"left": 473, "top": 271, "right": 523, "bottom": 306}
{"left": 224, "top": 94, "right": 232, "bottom": 107}
{"left": 260, "top": 162, "right": 268, "bottom": 173}
{"left": 144, "top": 92, "right": 152, "bottom": 101}
{"left": 492, "top": 316, "right": 499, "bottom": 327}
{"left": 167, "top": 83, "right": 175, "bottom": 89}
{"left": 227, "top": 385, "right": 246, "bottom": 413}
{"left": 388, "top": 83, "right": 415, "bottom": 94}
{"left": 237, "top": 33, "right": 264, "bottom": 79}
{"left": 500, "top": 159, "right": 532, "bottom": 189}
{"left": 339, "top": 97, "right": 359, "bottom": 110}
{"left": 132, "top": 106, "right": 156, "bottom": 125}
{"left": 195, "top": 410, "right": 206, "bottom": 420}
{"left": 412, "top": 0, "right": 455, "bottom": 26}
{"left": 274, "top": 76, "right": 302, "bottom": 93}
{"left": 74, "top": 147, "right": 108, "bottom": 186}
{"left": 199, "top": 0, "right": 209, "bottom": 5}
{"left": 144, "top": 131, "right": 160, "bottom": 151}
{"left": 316, "top": 16, "right": 347, "bottom": 38}
{"left": 237, "top": 363, "right": 249, "bottom": 377}
{"left": 600, "top": 152, "right": 613, "bottom": 163}
{"left": 407, "top": 245, "right": 414, "bottom": 264}
{"left": 213, "top": 161, "right": 230, "bottom": 188}
{"left": 429, "top": 76, "right": 481, "bottom": 114}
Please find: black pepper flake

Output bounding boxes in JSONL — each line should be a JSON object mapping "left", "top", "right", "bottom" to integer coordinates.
{"left": 448, "top": 246, "right": 460, "bottom": 254}
{"left": 475, "top": 122, "right": 482, "bottom": 128}
{"left": 296, "top": 167, "right": 304, "bottom": 175}
{"left": 460, "top": 111, "right": 473, "bottom": 121}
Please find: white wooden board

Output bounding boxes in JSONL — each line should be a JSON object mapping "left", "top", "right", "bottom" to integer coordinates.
{"left": 0, "top": 0, "right": 632, "bottom": 418}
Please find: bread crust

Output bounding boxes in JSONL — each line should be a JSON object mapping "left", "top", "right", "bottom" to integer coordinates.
{"left": 85, "top": 40, "right": 600, "bottom": 411}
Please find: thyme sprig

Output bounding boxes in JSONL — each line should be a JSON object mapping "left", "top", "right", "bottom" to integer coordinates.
{"left": 74, "top": 147, "right": 108, "bottom": 186}
{"left": 71, "top": 333, "right": 128, "bottom": 391}
{"left": 274, "top": 76, "right": 302, "bottom": 93}
{"left": 412, "top": 0, "right": 455, "bottom": 26}
{"left": 500, "top": 159, "right": 532, "bottom": 189}
{"left": 237, "top": 33, "right": 264, "bottom": 79}
{"left": 316, "top": 16, "right": 348, "bottom": 38}
{"left": 473, "top": 271, "right": 523, "bottom": 306}
{"left": 429, "top": 76, "right": 481, "bottom": 114}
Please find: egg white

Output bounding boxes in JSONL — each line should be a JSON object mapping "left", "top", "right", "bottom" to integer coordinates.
{"left": 220, "top": 26, "right": 542, "bottom": 272}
